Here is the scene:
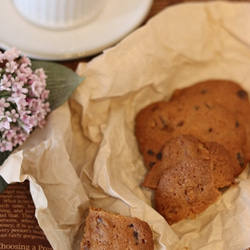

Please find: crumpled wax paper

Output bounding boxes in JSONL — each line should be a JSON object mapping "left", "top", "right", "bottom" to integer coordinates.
{"left": 1, "top": 1, "right": 250, "bottom": 249}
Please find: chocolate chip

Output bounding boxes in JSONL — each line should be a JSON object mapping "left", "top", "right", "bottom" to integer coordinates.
{"left": 201, "top": 89, "right": 208, "bottom": 94}
{"left": 237, "top": 152, "right": 245, "bottom": 167}
{"left": 177, "top": 120, "right": 184, "bottom": 127}
{"left": 156, "top": 152, "right": 162, "bottom": 160}
{"left": 159, "top": 116, "right": 174, "bottom": 132}
{"left": 133, "top": 231, "right": 139, "bottom": 240}
{"left": 208, "top": 128, "right": 213, "bottom": 133}
{"left": 159, "top": 116, "right": 167, "bottom": 130}
{"left": 147, "top": 150, "right": 154, "bottom": 156}
{"left": 237, "top": 89, "right": 248, "bottom": 100}
{"left": 205, "top": 103, "right": 211, "bottom": 109}
{"left": 235, "top": 121, "right": 239, "bottom": 128}
{"left": 128, "top": 225, "right": 140, "bottom": 245}
{"left": 96, "top": 216, "right": 103, "bottom": 224}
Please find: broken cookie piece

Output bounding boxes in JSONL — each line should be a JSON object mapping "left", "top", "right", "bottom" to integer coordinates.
{"left": 81, "top": 207, "right": 154, "bottom": 250}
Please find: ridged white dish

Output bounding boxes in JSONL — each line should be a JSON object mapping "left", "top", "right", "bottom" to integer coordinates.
{"left": 0, "top": 0, "right": 153, "bottom": 60}
{"left": 12, "top": 0, "right": 105, "bottom": 30}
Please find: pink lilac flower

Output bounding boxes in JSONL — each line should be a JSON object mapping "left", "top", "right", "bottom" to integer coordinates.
{"left": 5, "top": 61, "right": 18, "bottom": 74}
{"left": 3, "top": 47, "right": 20, "bottom": 62}
{"left": 8, "top": 94, "right": 28, "bottom": 111}
{"left": 11, "top": 80, "right": 28, "bottom": 95}
{"left": 0, "top": 98, "right": 10, "bottom": 115}
{"left": 0, "top": 74, "right": 12, "bottom": 91}
{"left": 0, "top": 48, "right": 50, "bottom": 152}
{"left": 5, "top": 110, "right": 19, "bottom": 122}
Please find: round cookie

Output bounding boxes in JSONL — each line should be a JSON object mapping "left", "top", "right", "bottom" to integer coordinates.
{"left": 176, "top": 95, "right": 247, "bottom": 177}
{"left": 135, "top": 97, "right": 246, "bottom": 176}
{"left": 154, "top": 159, "right": 221, "bottom": 225}
{"left": 135, "top": 101, "right": 175, "bottom": 169}
{"left": 171, "top": 79, "right": 250, "bottom": 163}
{"left": 143, "top": 135, "right": 235, "bottom": 189}
{"left": 143, "top": 134, "right": 210, "bottom": 189}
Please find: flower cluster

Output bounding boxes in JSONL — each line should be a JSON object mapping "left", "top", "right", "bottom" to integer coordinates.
{"left": 0, "top": 48, "right": 50, "bottom": 152}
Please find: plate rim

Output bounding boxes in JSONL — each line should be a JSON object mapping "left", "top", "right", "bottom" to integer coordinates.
{"left": 0, "top": 0, "right": 153, "bottom": 61}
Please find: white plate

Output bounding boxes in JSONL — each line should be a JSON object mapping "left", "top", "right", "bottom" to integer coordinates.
{"left": 0, "top": 0, "right": 153, "bottom": 60}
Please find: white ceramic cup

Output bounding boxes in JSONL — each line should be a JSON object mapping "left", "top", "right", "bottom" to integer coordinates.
{"left": 12, "top": 0, "right": 105, "bottom": 30}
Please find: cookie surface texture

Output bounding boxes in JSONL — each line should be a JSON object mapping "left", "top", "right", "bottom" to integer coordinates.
{"left": 143, "top": 134, "right": 210, "bottom": 189}
{"left": 143, "top": 135, "right": 235, "bottom": 190}
{"left": 135, "top": 95, "right": 246, "bottom": 176}
{"left": 205, "top": 141, "right": 235, "bottom": 189}
{"left": 154, "top": 159, "right": 221, "bottom": 225}
{"left": 171, "top": 79, "right": 250, "bottom": 165}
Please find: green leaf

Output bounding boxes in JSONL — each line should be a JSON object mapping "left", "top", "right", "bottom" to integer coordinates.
{"left": 0, "top": 145, "right": 13, "bottom": 193}
{"left": 0, "top": 151, "right": 11, "bottom": 166}
{"left": 0, "top": 175, "right": 8, "bottom": 193}
{"left": 0, "top": 61, "right": 84, "bottom": 192}
{"left": 31, "top": 61, "right": 85, "bottom": 111}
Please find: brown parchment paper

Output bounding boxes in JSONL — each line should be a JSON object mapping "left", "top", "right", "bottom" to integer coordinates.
{"left": 1, "top": 1, "right": 250, "bottom": 249}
